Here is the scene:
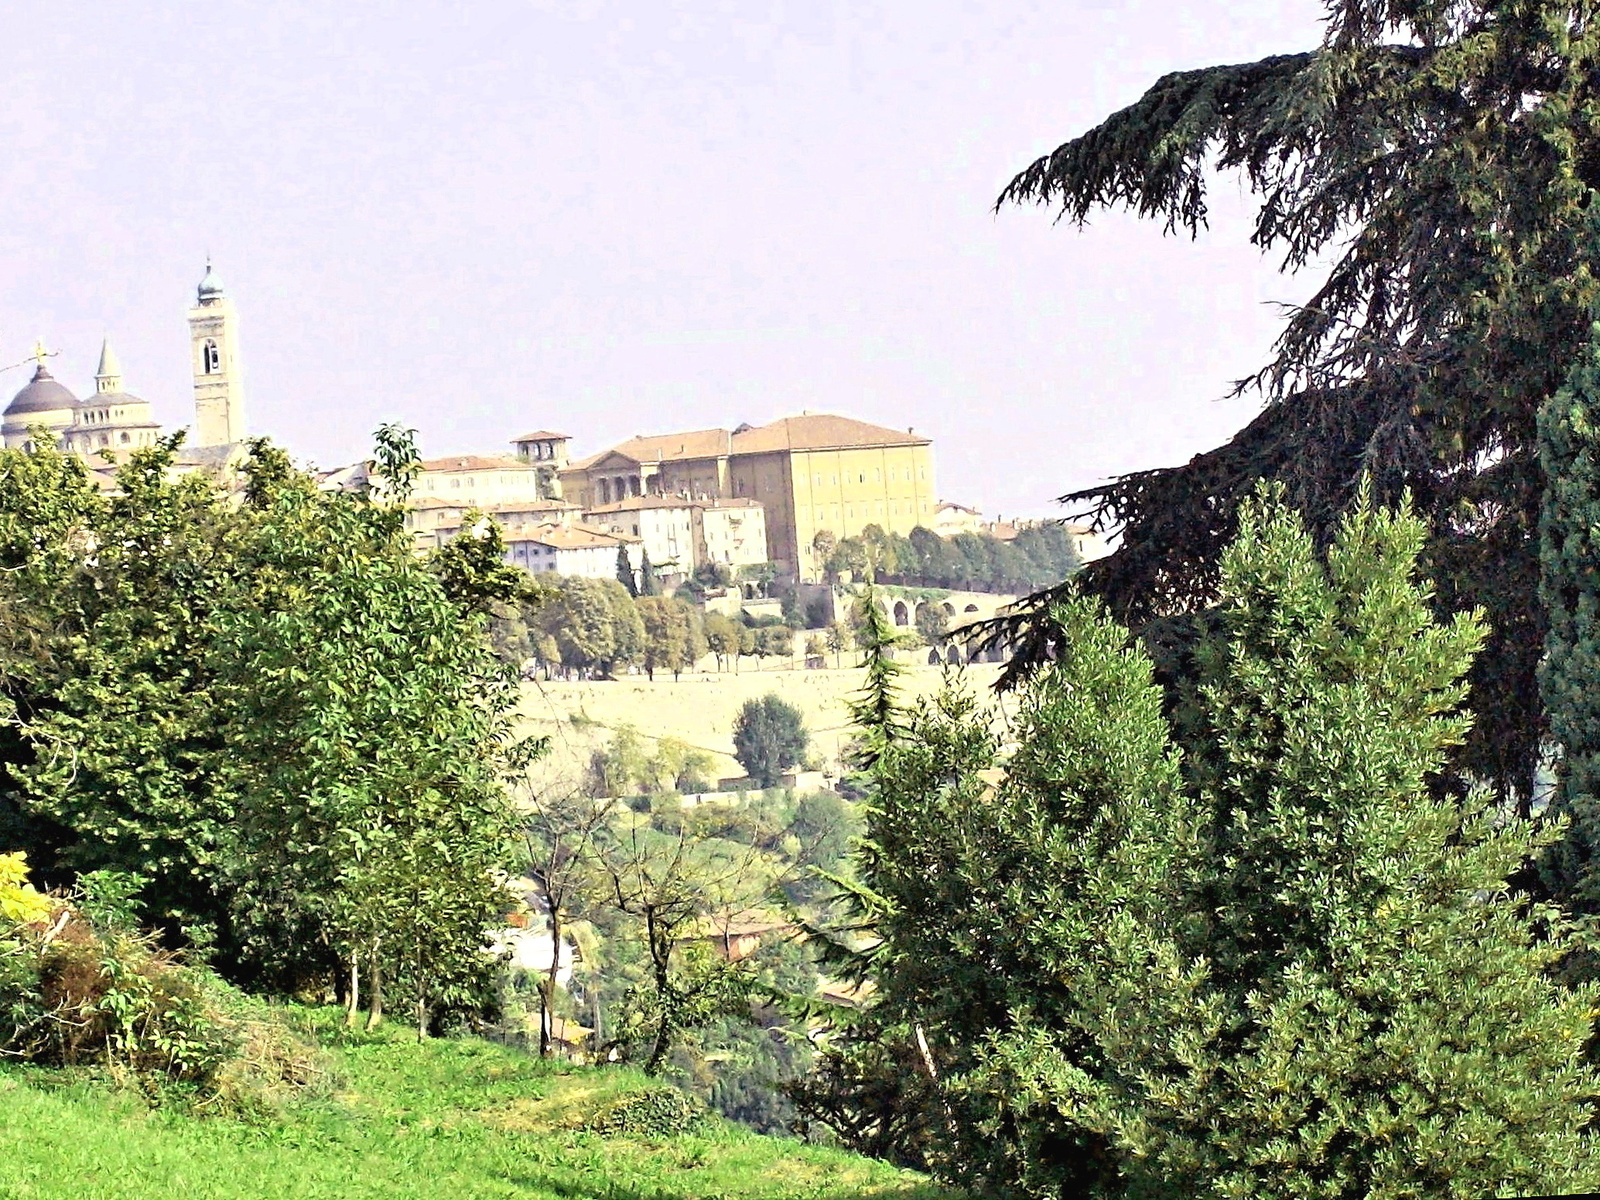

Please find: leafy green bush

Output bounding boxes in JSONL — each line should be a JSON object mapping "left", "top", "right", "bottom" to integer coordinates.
{"left": 584, "top": 1085, "right": 703, "bottom": 1137}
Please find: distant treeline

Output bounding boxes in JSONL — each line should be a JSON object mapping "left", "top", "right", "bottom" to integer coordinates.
{"left": 491, "top": 579, "right": 801, "bottom": 680}
{"left": 817, "top": 522, "right": 1082, "bottom": 594}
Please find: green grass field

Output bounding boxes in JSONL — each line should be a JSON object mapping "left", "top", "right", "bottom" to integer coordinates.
{"left": 0, "top": 1015, "right": 954, "bottom": 1200}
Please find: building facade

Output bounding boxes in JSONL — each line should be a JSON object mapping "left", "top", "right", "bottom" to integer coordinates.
{"left": 505, "top": 523, "right": 642, "bottom": 578}
{"left": 558, "top": 412, "right": 935, "bottom": 581}
{"left": 406, "top": 497, "right": 581, "bottom": 549}
{"left": 413, "top": 455, "right": 552, "bottom": 507}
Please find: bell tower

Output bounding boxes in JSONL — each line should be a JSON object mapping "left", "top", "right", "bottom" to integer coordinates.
{"left": 187, "top": 259, "right": 247, "bottom": 447}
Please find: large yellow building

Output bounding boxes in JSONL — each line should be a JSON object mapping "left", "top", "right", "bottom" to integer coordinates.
{"left": 560, "top": 412, "right": 934, "bottom": 581}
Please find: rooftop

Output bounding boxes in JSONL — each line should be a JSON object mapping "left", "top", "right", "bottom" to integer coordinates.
{"left": 510, "top": 430, "right": 570, "bottom": 442}
{"left": 508, "top": 522, "right": 639, "bottom": 550}
{"left": 566, "top": 413, "right": 930, "bottom": 472}
{"left": 730, "top": 412, "right": 929, "bottom": 454}
{"left": 411, "top": 497, "right": 577, "bottom": 513}
{"left": 418, "top": 454, "right": 535, "bottom": 473}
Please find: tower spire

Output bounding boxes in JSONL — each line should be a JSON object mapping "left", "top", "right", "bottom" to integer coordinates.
{"left": 95, "top": 337, "right": 124, "bottom": 394}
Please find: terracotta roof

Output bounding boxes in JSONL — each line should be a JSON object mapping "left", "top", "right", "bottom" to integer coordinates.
{"left": 508, "top": 522, "right": 638, "bottom": 550}
{"left": 418, "top": 454, "right": 534, "bottom": 472}
{"left": 729, "top": 413, "right": 929, "bottom": 454}
{"left": 510, "top": 430, "right": 569, "bottom": 442}
{"left": 937, "top": 501, "right": 980, "bottom": 515}
{"left": 416, "top": 497, "right": 577, "bottom": 515}
{"left": 585, "top": 494, "right": 697, "bottom": 514}
{"left": 600, "top": 427, "right": 732, "bottom": 465}
{"left": 484, "top": 499, "right": 578, "bottom": 513}
{"left": 698, "top": 496, "right": 762, "bottom": 510}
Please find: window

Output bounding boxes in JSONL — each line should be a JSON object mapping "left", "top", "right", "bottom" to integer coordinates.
{"left": 120, "top": 432, "right": 129, "bottom": 445}
{"left": 202, "top": 340, "right": 220, "bottom": 373}
{"left": 874, "top": 469, "right": 881, "bottom": 481}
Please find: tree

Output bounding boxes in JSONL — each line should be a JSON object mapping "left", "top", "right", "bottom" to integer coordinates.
{"left": 648, "top": 737, "right": 716, "bottom": 794}
{"left": 211, "top": 431, "right": 523, "bottom": 1031}
{"left": 0, "top": 430, "right": 526, "bottom": 1022}
{"left": 515, "top": 762, "right": 614, "bottom": 1057}
{"left": 852, "top": 487, "right": 1600, "bottom": 1197}
{"left": 754, "top": 624, "right": 794, "bottom": 663}
{"left": 990, "top": 0, "right": 1600, "bottom": 813}
{"left": 540, "top": 577, "right": 616, "bottom": 678}
{"left": 593, "top": 806, "right": 769, "bottom": 1073}
{"left": 732, "top": 694, "right": 808, "bottom": 787}
{"left": 599, "top": 579, "right": 645, "bottom": 677}
{"left": 638, "top": 596, "right": 691, "bottom": 681}
{"left": 637, "top": 551, "right": 662, "bottom": 597}
{"left": 588, "top": 725, "right": 651, "bottom": 798}
{"left": 616, "top": 546, "right": 637, "bottom": 596}
{"left": 1540, "top": 318, "right": 1600, "bottom": 954}
{"left": 913, "top": 604, "right": 948, "bottom": 647}
{"left": 704, "top": 613, "right": 742, "bottom": 672}
{"left": 825, "top": 620, "right": 853, "bottom": 668}
{"left": 812, "top": 530, "right": 838, "bottom": 580}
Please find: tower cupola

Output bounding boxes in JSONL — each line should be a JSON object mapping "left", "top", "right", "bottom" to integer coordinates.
{"left": 197, "top": 258, "right": 225, "bottom": 304}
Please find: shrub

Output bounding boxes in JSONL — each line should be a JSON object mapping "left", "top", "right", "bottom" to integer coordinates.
{"left": 585, "top": 1086, "right": 703, "bottom": 1137}
{"left": 1, "top": 856, "right": 329, "bottom": 1112}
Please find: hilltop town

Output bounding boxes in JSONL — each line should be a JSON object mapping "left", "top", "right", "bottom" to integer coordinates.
{"left": 5, "top": 264, "right": 1107, "bottom": 623}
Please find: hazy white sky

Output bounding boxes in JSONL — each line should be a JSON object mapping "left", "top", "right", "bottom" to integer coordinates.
{"left": 3, "top": 0, "right": 1327, "bottom": 519}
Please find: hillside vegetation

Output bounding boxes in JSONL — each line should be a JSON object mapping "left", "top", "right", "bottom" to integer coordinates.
{"left": 516, "top": 662, "right": 1004, "bottom": 789}
{"left": 0, "top": 1014, "right": 955, "bottom": 1200}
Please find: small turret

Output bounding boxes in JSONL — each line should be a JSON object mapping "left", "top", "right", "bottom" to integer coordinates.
{"left": 95, "top": 337, "right": 124, "bottom": 395}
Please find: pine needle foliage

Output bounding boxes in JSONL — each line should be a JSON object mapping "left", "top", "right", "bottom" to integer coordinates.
{"left": 992, "top": 0, "right": 1600, "bottom": 808}
{"left": 858, "top": 487, "right": 1600, "bottom": 1199}
{"left": 1539, "top": 317, "right": 1600, "bottom": 963}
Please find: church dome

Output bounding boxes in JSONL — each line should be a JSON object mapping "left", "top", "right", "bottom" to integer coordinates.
{"left": 5, "top": 364, "right": 78, "bottom": 418}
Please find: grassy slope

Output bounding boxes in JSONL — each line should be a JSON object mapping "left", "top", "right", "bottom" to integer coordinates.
{"left": 518, "top": 662, "right": 1003, "bottom": 790}
{"left": 0, "top": 1016, "right": 954, "bottom": 1200}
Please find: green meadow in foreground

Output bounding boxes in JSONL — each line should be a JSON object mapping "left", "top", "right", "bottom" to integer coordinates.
{"left": 0, "top": 1013, "right": 954, "bottom": 1200}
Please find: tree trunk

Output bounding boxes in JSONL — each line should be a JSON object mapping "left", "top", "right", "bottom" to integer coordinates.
{"left": 415, "top": 942, "right": 428, "bottom": 1041}
{"left": 541, "top": 907, "right": 562, "bottom": 1058}
{"left": 344, "top": 954, "right": 361, "bottom": 1027}
{"left": 365, "top": 937, "right": 385, "bottom": 1030}
{"left": 644, "top": 910, "right": 673, "bottom": 1075}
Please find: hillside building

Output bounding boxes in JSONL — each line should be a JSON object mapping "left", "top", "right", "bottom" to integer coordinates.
{"left": 412, "top": 454, "right": 551, "bottom": 507}
{"left": 581, "top": 493, "right": 769, "bottom": 579}
{"left": 505, "top": 522, "right": 641, "bottom": 579}
{"left": 560, "top": 412, "right": 934, "bottom": 581}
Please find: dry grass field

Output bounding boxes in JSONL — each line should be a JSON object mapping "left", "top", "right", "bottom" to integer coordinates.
{"left": 514, "top": 659, "right": 1006, "bottom": 793}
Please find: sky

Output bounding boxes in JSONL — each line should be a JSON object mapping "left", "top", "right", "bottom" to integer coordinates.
{"left": 2, "top": 0, "right": 1329, "bottom": 521}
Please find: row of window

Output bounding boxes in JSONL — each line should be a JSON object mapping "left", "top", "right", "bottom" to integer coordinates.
{"left": 810, "top": 499, "right": 932, "bottom": 522}
{"left": 811, "top": 466, "right": 926, "bottom": 487}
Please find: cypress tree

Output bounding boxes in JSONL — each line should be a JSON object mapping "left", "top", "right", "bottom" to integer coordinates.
{"left": 615, "top": 546, "right": 637, "bottom": 596}
{"left": 1539, "top": 319, "right": 1600, "bottom": 957}
{"left": 638, "top": 550, "right": 661, "bottom": 596}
